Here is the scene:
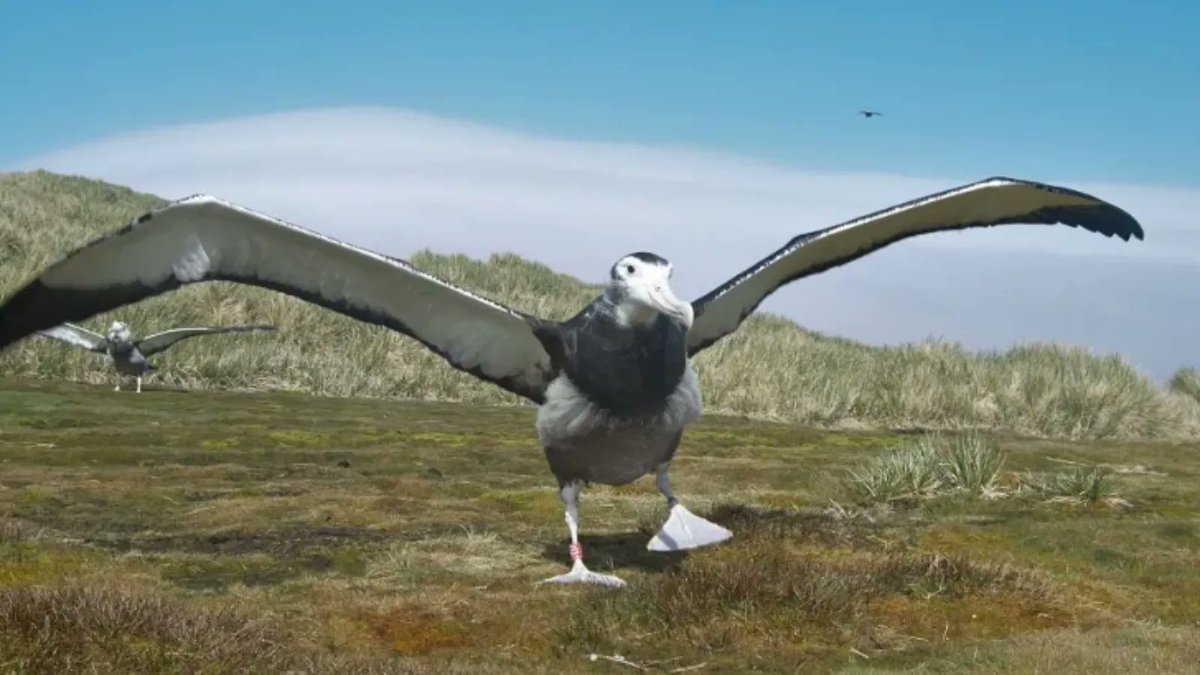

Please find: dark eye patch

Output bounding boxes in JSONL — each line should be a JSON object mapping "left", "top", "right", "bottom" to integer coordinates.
{"left": 625, "top": 265, "right": 636, "bottom": 274}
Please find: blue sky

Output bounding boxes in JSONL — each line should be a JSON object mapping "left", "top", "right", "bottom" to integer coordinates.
{"left": 2, "top": 0, "right": 1197, "bottom": 186}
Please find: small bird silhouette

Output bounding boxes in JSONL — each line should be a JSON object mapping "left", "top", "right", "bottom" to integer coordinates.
{"left": 859, "top": 110, "right": 882, "bottom": 118}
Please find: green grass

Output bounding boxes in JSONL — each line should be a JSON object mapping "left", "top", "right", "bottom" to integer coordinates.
{"left": 846, "top": 433, "right": 1007, "bottom": 504}
{"left": 0, "top": 380, "right": 1199, "bottom": 673}
{"left": 1021, "top": 466, "right": 1120, "bottom": 505}
{"left": 2, "top": 169, "right": 1199, "bottom": 440}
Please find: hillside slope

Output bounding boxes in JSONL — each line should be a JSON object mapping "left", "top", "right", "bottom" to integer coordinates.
{"left": 1, "top": 170, "right": 1196, "bottom": 439}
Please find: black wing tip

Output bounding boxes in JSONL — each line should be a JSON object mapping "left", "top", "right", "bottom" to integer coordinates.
{"left": 978, "top": 175, "right": 1145, "bottom": 242}
{"left": 1069, "top": 199, "right": 1145, "bottom": 243}
{"left": 1041, "top": 203, "right": 1144, "bottom": 242}
{"left": 1102, "top": 209, "right": 1145, "bottom": 242}
{"left": 1114, "top": 209, "right": 1146, "bottom": 241}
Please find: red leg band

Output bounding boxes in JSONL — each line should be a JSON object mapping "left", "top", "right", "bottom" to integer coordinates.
{"left": 569, "top": 542, "right": 583, "bottom": 561}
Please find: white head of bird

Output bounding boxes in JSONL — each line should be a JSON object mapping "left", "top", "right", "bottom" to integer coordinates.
{"left": 107, "top": 321, "right": 132, "bottom": 343}
{"left": 606, "top": 252, "right": 694, "bottom": 329}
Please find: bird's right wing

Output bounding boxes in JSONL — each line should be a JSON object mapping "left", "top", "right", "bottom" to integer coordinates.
{"left": 36, "top": 323, "right": 109, "bottom": 352}
{"left": 136, "top": 325, "right": 276, "bottom": 356}
{"left": 0, "top": 196, "right": 556, "bottom": 403}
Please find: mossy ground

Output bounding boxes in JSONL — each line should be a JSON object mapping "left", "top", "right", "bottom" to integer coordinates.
{"left": 1, "top": 379, "right": 1198, "bottom": 673}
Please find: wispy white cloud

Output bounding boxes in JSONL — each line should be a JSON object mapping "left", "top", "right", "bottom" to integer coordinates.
{"left": 11, "top": 107, "right": 1200, "bottom": 380}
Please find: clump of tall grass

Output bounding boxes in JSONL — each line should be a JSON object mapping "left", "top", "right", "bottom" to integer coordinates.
{"left": 847, "top": 436, "right": 945, "bottom": 503}
{"left": 941, "top": 432, "right": 1007, "bottom": 495}
{"left": 1169, "top": 367, "right": 1200, "bottom": 405}
{"left": 1021, "top": 466, "right": 1120, "bottom": 506}
{"left": 3, "top": 170, "right": 1199, "bottom": 440}
{"left": 847, "top": 433, "right": 1005, "bottom": 504}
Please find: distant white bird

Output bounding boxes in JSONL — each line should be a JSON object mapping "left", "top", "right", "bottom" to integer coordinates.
{"left": 36, "top": 321, "right": 275, "bottom": 393}
{"left": 0, "top": 176, "right": 1143, "bottom": 587}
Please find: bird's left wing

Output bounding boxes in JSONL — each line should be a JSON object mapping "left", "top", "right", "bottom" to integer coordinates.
{"left": 0, "top": 196, "right": 557, "bottom": 402}
{"left": 136, "top": 325, "right": 276, "bottom": 356}
{"left": 687, "top": 177, "right": 1144, "bottom": 356}
{"left": 36, "top": 323, "right": 109, "bottom": 352}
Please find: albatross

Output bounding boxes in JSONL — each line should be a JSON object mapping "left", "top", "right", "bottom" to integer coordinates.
{"left": 0, "top": 176, "right": 1144, "bottom": 587}
{"left": 36, "top": 321, "right": 275, "bottom": 393}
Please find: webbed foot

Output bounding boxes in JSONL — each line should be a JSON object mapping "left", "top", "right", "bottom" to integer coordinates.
{"left": 541, "top": 560, "right": 626, "bottom": 588}
{"left": 647, "top": 503, "right": 732, "bottom": 552}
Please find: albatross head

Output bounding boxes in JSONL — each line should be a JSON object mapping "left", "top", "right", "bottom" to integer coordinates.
{"left": 107, "top": 321, "right": 132, "bottom": 343}
{"left": 606, "top": 252, "right": 694, "bottom": 329}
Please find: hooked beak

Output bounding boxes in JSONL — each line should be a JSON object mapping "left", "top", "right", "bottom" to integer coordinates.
{"left": 648, "top": 284, "right": 694, "bottom": 328}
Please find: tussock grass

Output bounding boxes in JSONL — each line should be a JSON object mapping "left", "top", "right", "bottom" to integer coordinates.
{"left": 941, "top": 433, "right": 1007, "bottom": 495}
{"left": 2, "top": 169, "right": 1198, "bottom": 440}
{"left": 1168, "top": 367, "right": 1200, "bottom": 404}
{"left": 1022, "top": 466, "right": 1120, "bottom": 505}
{"left": 848, "top": 436, "right": 946, "bottom": 503}
{"left": 847, "top": 433, "right": 1006, "bottom": 504}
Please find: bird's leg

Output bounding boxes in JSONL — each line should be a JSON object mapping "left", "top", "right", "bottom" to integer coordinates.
{"left": 656, "top": 463, "right": 679, "bottom": 509}
{"left": 647, "top": 462, "right": 733, "bottom": 552}
{"left": 136, "top": 376, "right": 142, "bottom": 394}
{"left": 540, "top": 481, "right": 625, "bottom": 588}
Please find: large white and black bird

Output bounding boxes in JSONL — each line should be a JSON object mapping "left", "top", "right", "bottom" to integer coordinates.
{"left": 35, "top": 321, "right": 275, "bottom": 393}
{"left": 0, "top": 177, "right": 1143, "bottom": 587}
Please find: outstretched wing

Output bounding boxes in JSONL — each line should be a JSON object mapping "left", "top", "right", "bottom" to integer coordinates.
{"left": 137, "top": 325, "right": 276, "bottom": 357}
{"left": 0, "top": 196, "right": 556, "bottom": 402}
{"left": 36, "top": 323, "right": 109, "bottom": 353}
{"left": 687, "top": 176, "right": 1144, "bottom": 356}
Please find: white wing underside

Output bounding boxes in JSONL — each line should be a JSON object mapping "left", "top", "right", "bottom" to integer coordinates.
{"left": 37, "top": 323, "right": 107, "bottom": 351}
{"left": 30, "top": 196, "right": 554, "bottom": 401}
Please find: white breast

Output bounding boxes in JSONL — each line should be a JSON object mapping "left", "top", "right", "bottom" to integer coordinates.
{"left": 535, "top": 365, "right": 703, "bottom": 450}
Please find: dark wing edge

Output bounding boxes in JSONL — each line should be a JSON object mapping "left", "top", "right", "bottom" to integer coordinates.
{"left": 0, "top": 195, "right": 556, "bottom": 403}
{"left": 686, "top": 176, "right": 1144, "bottom": 357}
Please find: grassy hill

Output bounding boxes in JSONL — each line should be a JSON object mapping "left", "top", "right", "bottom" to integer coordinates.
{"left": 2, "top": 170, "right": 1198, "bottom": 440}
